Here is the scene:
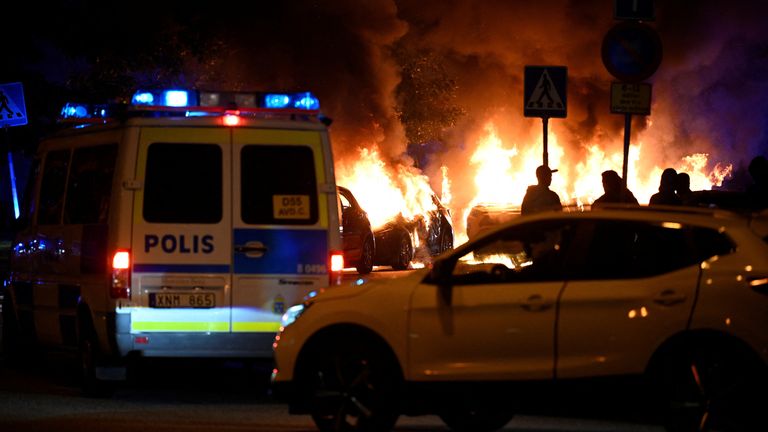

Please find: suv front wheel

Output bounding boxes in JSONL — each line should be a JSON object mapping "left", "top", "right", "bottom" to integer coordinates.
{"left": 304, "top": 338, "right": 401, "bottom": 432}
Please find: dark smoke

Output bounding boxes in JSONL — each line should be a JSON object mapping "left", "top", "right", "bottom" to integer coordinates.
{"left": 8, "top": 1, "right": 768, "bottom": 193}
{"left": 206, "top": 0, "right": 768, "bottom": 197}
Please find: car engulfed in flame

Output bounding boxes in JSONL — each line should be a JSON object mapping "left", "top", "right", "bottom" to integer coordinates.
{"left": 338, "top": 186, "right": 453, "bottom": 273}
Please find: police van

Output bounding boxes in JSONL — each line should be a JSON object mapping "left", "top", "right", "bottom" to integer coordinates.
{"left": 3, "top": 88, "right": 343, "bottom": 392}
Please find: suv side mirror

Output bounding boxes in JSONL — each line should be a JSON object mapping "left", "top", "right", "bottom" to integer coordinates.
{"left": 427, "top": 257, "right": 455, "bottom": 305}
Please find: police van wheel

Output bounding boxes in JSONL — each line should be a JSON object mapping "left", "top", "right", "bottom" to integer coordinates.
{"left": 78, "top": 323, "right": 113, "bottom": 397}
{"left": 1, "top": 294, "right": 28, "bottom": 365}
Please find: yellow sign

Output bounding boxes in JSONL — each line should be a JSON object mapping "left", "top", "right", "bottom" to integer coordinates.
{"left": 273, "top": 195, "right": 311, "bottom": 219}
{"left": 611, "top": 82, "right": 652, "bottom": 115}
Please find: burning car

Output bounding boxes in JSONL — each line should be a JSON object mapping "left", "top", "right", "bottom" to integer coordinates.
{"left": 338, "top": 186, "right": 454, "bottom": 272}
{"left": 338, "top": 186, "right": 375, "bottom": 274}
{"left": 465, "top": 203, "right": 521, "bottom": 241}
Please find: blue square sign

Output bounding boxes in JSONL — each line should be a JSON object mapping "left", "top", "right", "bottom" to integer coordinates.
{"left": 0, "top": 82, "right": 28, "bottom": 127}
{"left": 524, "top": 66, "right": 567, "bottom": 118}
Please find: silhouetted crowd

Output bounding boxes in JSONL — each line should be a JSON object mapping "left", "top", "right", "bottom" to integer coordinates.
{"left": 521, "top": 155, "right": 768, "bottom": 215}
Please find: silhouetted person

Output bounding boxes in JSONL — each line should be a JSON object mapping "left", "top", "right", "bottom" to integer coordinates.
{"left": 746, "top": 155, "right": 768, "bottom": 209}
{"left": 521, "top": 165, "right": 562, "bottom": 215}
{"left": 676, "top": 172, "right": 693, "bottom": 205}
{"left": 649, "top": 168, "right": 682, "bottom": 206}
{"left": 592, "top": 170, "right": 638, "bottom": 207}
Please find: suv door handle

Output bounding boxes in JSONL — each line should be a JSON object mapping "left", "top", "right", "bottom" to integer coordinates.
{"left": 521, "top": 294, "right": 553, "bottom": 312}
{"left": 234, "top": 241, "right": 268, "bottom": 258}
{"left": 653, "top": 289, "right": 687, "bottom": 306}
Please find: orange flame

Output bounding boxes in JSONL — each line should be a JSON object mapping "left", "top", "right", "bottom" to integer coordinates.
{"left": 336, "top": 145, "right": 437, "bottom": 230}
{"left": 336, "top": 121, "right": 733, "bottom": 256}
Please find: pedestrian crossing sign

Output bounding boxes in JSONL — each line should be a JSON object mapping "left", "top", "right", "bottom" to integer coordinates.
{"left": 0, "top": 82, "right": 28, "bottom": 127}
{"left": 524, "top": 66, "right": 567, "bottom": 118}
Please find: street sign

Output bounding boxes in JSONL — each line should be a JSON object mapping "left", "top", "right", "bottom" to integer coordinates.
{"left": 601, "top": 21, "right": 662, "bottom": 83}
{"left": 614, "top": 0, "right": 655, "bottom": 21}
{"left": 0, "top": 82, "right": 28, "bottom": 127}
{"left": 524, "top": 66, "right": 567, "bottom": 118}
{"left": 611, "top": 82, "right": 652, "bottom": 115}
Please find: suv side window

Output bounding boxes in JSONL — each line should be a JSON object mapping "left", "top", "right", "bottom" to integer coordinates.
{"left": 241, "top": 145, "right": 318, "bottom": 225}
{"left": 143, "top": 143, "right": 222, "bottom": 224}
{"left": 449, "top": 220, "right": 576, "bottom": 284}
{"left": 690, "top": 227, "right": 735, "bottom": 260}
{"left": 579, "top": 219, "right": 717, "bottom": 280}
{"left": 578, "top": 220, "right": 640, "bottom": 279}
{"left": 633, "top": 223, "right": 699, "bottom": 276}
{"left": 37, "top": 149, "right": 70, "bottom": 225}
{"left": 64, "top": 144, "right": 117, "bottom": 224}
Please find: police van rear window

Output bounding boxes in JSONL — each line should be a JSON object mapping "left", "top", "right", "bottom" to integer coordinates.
{"left": 143, "top": 143, "right": 222, "bottom": 223}
{"left": 241, "top": 145, "right": 319, "bottom": 225}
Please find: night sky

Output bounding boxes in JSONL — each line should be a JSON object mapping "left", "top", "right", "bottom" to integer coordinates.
{"left": 3, "top": 0, "right": 768, "bottom": 206}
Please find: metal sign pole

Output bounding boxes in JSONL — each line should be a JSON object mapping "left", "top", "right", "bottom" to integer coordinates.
{"left": 1, "top": 126, "right": 10, "bottom": 226}
{"left": 542, "top": 116, "right": 549, "bottom": 167}
{"left": 622, "top": 113, "right": 631, "bottom": 187}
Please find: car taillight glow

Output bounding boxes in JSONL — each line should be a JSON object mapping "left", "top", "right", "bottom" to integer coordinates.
{"left": 111, "top": 249, "right": 131, "bottom": 299}
{"left": 330, "top": 252, "right": 344, "bottom": 272}
{"left": 329, "top": 251, "right": 344, "bottom": 285}
{"left": 113, "top": 251, "right": 130, "bottom": 269}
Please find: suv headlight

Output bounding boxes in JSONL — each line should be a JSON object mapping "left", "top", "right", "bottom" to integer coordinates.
{"left": 281, "top": 303, "right": 310, "bottom": 327}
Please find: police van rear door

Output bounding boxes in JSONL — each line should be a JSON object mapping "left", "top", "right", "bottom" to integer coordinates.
{"left": 131, "top": 127, "right": 232, "bottom": 334}
{"left": 231, "top": 128, "right": 329, "bottom": 336}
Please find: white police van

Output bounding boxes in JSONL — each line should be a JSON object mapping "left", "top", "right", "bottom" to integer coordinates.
{"left": 3, "top": 88, "right": 343, "bottom": 392}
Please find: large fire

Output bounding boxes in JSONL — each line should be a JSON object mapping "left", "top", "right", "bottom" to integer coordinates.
{"left": 335, "top": 120, "right": 734, "bottom": 254}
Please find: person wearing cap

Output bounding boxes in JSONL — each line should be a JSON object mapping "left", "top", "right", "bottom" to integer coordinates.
{"left": 521, "top": 165, "right": 563, "bottom": 215}
{"left": 592, "top": 170, "right": 639, "bottom": 207}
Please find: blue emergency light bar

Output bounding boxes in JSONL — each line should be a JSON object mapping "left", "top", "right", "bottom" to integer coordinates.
{"left": 60, "top": 103, "right": 111, "bottom": 120}
{"left": 130, "top": 89, "right": 319, "bottom": 111}
{"left": 59, "top": 89, "right": 321, "bottom": 123}
{"left": 132, "top": 89, "right": 198, "bottom": 107}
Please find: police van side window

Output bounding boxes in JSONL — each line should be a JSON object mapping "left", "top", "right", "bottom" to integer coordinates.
{"left": 37, "top": 149, "right": 70, "bottom": 225}
{"left": 64, "top": 144, "right": 117, "bottom": 224}
{"left": 241, "top": 145, "right": 318, "bottom": 225}
{"left": 143, "top": 143, "right": 222, "bottom": 223}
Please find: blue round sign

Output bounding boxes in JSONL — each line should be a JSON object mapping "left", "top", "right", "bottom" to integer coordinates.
{"left": 601, "top": 22, "right": 662, "bottom": 82}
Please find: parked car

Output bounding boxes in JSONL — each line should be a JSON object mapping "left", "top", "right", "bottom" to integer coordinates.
{"left": 337, "top": 186, "right": 375, "bottom": 274}
{"left": 338, "top": 186, "right": 454, "bottom": 272}
{"left": 272, "top": 205, "right": 768, "bottom": 432}
{"left": 372, "top": 193, "right": 453, "bottom": 270}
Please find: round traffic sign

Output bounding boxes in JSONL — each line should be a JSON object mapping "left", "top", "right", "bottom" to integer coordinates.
{"left": 601, "top": 21, "right": 663, "bottom": 82}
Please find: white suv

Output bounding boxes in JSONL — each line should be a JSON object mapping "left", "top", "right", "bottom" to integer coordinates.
{"left": 272, "top": 205, "right": 768, "bottom": 432}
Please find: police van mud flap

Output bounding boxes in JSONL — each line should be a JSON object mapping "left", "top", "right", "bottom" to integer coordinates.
{"left": 231, "top": 228, "right": 326, "bottom": 332}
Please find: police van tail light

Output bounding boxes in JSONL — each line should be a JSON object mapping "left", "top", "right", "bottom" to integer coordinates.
{"left": 329, "top": 251, "right": 344, "bottom": 285}
{"left": 111, "top": 249, "right": 131, "bottom": 299}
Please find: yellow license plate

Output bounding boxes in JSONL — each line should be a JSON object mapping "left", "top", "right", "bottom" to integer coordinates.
{"left": 149, "top": 293, "right": 216, "bottom": 308}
